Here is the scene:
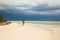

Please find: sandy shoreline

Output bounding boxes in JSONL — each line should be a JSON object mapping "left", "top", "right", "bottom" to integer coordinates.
{"left": 0, "top": 22, "right": 60, "bottom": 40}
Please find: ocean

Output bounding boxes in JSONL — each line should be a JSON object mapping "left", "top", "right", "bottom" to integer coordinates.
{"left": 8, "top": 21, "right": 60, "bottom": 25}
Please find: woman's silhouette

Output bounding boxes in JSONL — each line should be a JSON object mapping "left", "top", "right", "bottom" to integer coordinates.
{"left": 22, "top": 19, "right": 25, "bottom": 26}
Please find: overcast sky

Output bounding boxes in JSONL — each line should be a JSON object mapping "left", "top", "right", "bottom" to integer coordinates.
{"left": 0, "top": 0, "right": 60, "bottom": 15}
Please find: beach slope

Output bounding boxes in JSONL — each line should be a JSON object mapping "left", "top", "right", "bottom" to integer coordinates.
{"left": 0, "top": 22, "right": 59, "bottom": 40}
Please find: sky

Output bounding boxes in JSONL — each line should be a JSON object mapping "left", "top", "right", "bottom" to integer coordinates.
{"left": 0, "top": 0, "right": 60, "bottom": 15}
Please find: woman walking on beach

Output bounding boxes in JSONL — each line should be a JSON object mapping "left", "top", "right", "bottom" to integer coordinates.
{"left": 22, "top": 19, "right": 25, "bottom": 26}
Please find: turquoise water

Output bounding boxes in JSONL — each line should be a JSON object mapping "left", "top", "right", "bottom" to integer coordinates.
{"left": 8, "top": 21, "right": 60, "bottom": 25}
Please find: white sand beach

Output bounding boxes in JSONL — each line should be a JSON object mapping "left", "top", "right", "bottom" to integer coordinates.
{"left": 0, "top": 22, "right": 60, "bottom": 40}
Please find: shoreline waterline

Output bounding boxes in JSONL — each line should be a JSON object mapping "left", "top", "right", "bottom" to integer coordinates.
{"left": 8, "top": 21, "right": 60, "bottom": 25}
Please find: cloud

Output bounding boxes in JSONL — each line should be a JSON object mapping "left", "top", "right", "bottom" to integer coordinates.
{"left": 0, "top": 7, "right": 3, "bottom": 10}
{"left": 0, "top": 0, "right": 60, "bottom": 15}
{"left": 47, "top": 0, "right": 60, "bottom": 6}
{"left": 30, "top": 4, "right": 60, "bottom": 11}
{"left": 22, "top": 9, "right": 60, "bottom": 15}
{"left": 0, "top": 0, "right": 60, "bottom": 6}
{"left": 0, "top": 7, "right": 6, "bottom": 10}
{"left": 0, "top": 0, "right": 44, "bottom": 6}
